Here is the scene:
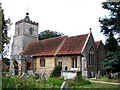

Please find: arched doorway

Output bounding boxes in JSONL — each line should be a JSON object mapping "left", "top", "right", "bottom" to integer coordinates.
{"left": 65, "top": 66, "right": 68, "bottom": 71}
{"left": 13, "top": 60, "right": 18, "bottom": 75}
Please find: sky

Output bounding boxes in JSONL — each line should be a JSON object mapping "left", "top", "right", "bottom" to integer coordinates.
{"left": 1, "top": 0, "right": 109, "bottom": 46}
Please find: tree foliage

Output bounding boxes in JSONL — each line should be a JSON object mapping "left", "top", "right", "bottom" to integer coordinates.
{"left": 105, "top": 32, "right": 118, "bottom": 52}
{"left": 99, "top": 2, "right": 120, "bottom": 36}
{"left": 50, "top": 65, "right": 62, "bottom": 77}
{"left": 103, "top": 51, "right": 120, "bottom": 73}
{"left": 0, "top": 4, "right": 12, "bottom": 55}
{"left": 38, "top": 30, "right": 64, "bottom": 40}
{"left": 0, "top": 4, "right": 12, "bottom": 68}
{"left": 99, "top": 2, "right": 120, "bottom": 73}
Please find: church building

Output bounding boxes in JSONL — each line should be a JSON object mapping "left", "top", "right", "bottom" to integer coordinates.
{"left": 10, "top": 13, "right": 106, "bottom": 78}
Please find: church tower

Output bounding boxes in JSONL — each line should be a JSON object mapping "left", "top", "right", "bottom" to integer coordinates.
{"left": 10, "top": 12, "right": 39, "bottom": 75}
{"left": 11, "top": 12, "right": 39, "bottom": 55}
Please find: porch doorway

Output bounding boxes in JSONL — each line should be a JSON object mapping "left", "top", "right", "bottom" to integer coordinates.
{"left": 13, "top": 60, "right": 18, "bottom": 75}
{"left": 27, "top": 62, "right": 32, "bottom": 70}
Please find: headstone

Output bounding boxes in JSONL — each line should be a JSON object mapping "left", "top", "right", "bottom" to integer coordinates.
{"left": 20, "top": 73, "right": 28, "bottom": 79}
{"left": 44, "top": 73, "right": 48, "bottom": 80}
{"left": 91, "top": 72, "right": 94, "bottom": 77}
{"left": 40, "top": 74, "right": 48, "bottom": 80}
{"left": 27, "top": 70, "right": 34, "bottom": 75}
{"left": 110, "top": 73, "right": 113, "bottom": 78}
{"left": 97, "top": 71, "right": 100, "bottom": 78}
{"left": 61, "top": 80, "right": 69, "bottom": 90}
{"left": 95, "top": 74, "right": 97, "bottom": 80}
{"left": 34, "top": 71, "right": 39, "bottom": 75}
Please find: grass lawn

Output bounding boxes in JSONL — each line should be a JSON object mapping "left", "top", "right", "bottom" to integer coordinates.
{"left": 90, "top": 75, "right": 120, "bottom": 83}
{"left": 68, "top": 78, "right": 119, "bottom": 88}
{"left": 69, "top": 82, "right": 119, "bottom": 88}
{"left": 2, "top": 75, "right": 120, "bottom": 89}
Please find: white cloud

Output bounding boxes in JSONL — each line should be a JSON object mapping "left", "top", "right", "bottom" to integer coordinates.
{"left": 1, "top": 0, "right": 107, "bottom": 42}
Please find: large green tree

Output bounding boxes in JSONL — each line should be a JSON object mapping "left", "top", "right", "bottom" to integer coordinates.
{"left": 99, "top": 1, "right": 120, "bottom": 73}
{"left": 0, "top": 3, "right": 3, "bottom": 54}
{"left": 105, "top": 32, "right": 118, "bottom": 52}
{"left": 1, "top": 5, "right": 11, "bottom": 55}
{"left": 99, "top": 2, "right": 120, "bottom": 36}
{"left": 0, "top": 3, "right": 11, "bottom": 66}
{"left": 38, "top": 30, "right": 64, "bottom": 40}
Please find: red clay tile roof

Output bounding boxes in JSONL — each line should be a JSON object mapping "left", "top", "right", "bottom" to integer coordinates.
{"left": 56, "top": 34, "right": 89, "bottom": 55}
{"left": 22, "top": 33, "right": 89, "bottom": 56}
{"left": 22, "top": 36, "right": 67, "bottom": 56}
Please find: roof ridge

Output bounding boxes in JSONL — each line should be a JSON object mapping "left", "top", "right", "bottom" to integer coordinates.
{"left": 81, "top": 32, "right": 91, "bottom": 53}
{"left": 54, "top": 37, "right": 67, "bottom": 56}
{"left": 68, "top": 33, "right": 89, "bottom": 38}
{"left": 39, "top": 36, "right": 67, "bottom": 42}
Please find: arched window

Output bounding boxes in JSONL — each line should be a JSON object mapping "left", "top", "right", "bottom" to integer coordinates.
{"left": 29, "top": 28, "right": 34, "bottom": 35}
{"left": 71, "top": 56, "right": 77, "bottom": 68}
{"left": 88, "top": 47, "right": 94, "bottom": 66}
{"left": 40, "top": 58, "right": 45, "bottom": 67}
{"left": 58, "top": 61, "right": 62, "bottom": 67}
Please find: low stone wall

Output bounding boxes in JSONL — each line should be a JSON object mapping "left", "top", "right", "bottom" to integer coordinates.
{"left": 61, "top": 71, "right": 77, "bottom": 79}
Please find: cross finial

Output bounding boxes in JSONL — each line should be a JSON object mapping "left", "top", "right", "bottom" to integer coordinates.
{"left": 26, "top": 7, "right": 29, "bottom": 16}
{"left": 89, "top": 28, "right": 92, "bottom": 31}
{"left": 89, "top": 28, "right": 92, "bottom": 33}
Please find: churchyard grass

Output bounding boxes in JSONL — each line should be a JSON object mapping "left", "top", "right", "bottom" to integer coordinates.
{"left": 2, "top": 75, "right": 119, "bottom": 89}
{"left": 90, "top": 75, "right": 120, "bottom": 83}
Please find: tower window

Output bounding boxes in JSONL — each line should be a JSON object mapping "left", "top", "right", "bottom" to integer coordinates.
{"left": 17, "top": 27, "right": 20, "bottom": 35}
{"left": 29, "top": 28, "right": 34, "bottom": 35}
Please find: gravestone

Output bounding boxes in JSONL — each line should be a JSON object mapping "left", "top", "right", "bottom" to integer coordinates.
{"left": 40, "top": 73, "right": 48, "bottom": 80}
{"left": 97, "top": 71, "right": 100, "bottom": 78}
{"left": 20, "top": 72, "right": 28, "bottom": 79}
{"left": 27, "top": 70, "right": 34, "bottom": 75}
{"left": 95, "top": 74, "right": 97, "bottom": 80}
{"left": 91, "top": 72, "right": 94, "bottom": 77}
{"left": 61, "top": 79, "right": 69, "bottom": 90}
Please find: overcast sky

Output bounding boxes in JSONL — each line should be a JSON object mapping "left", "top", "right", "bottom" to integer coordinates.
{"left": 1, "top": 0, "right": 108, "bottom": 43}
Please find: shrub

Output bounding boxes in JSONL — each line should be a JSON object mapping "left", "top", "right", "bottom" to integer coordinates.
{"left": 50, "top": 65, "right": 62, "bottom": 77}
{"left": 77, "top": 71, "right": 82, "bottom": 80}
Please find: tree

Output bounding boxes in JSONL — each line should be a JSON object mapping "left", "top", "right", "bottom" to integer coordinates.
{"left": 105, "top": 32, "right": 118, "bottom": 52}
{"left": 38, "top": 30, "right": 64, "bottom": 40}
{"left": 0, "top": 3, "right": 2, "bottom": 54}
{"left": 99, "top": 2, "right": 120, "bottom": 36}
{"left": 99, "top": 2, "right": 120, "bottom": 73}
{"left": 0, "top": 3, "right": 11, "bottom": 69}
{"left": 103, "top": 51, "right": 120, "bottom": 73}
{"left": 50, "top": 65, "right": 62, "bottom": 77}
{"left": 0, "top": 4, "right": 12, "bottom": 56}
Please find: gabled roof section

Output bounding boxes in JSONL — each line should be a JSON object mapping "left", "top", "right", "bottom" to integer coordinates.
{"left": 56, "top": 33, "right": 89, "bottom": 55}
{"left": 95, "top": 40, "right": 102, "bottom": 48}
{"left": 22, "top": 33, "right": 90, "bottom": 56}
{"left": 22, "top": 36, "right": 67, "bottom": 56}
